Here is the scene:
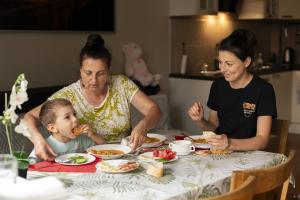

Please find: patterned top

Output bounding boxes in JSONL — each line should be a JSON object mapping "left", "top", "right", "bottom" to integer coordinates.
{"left": 49, "top": 75, "right": 139, "bottom": 143}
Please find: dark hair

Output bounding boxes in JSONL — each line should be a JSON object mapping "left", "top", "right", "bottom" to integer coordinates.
{"left": 218, "top": 29, "right": 257, "bottom": 63}
{"left": 39, "top": 98, "right": 73, "bottom": 127}
{"left": 79, "top": 34, "right": 112, "bottom": 67}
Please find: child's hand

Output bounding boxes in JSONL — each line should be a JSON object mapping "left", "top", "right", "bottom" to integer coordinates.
{"left": 80, "top": 124, "right": 95, "bottom": 138}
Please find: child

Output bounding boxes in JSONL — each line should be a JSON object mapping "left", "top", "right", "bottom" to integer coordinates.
{"left": 29, "top": 98, "right": 105, "bottom": 160}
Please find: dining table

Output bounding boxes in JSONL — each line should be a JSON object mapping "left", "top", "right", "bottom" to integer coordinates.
{"left": 27, "top": 145, "right": 286, "bottom": 200}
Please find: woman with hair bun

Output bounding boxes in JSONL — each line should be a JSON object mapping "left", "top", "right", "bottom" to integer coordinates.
{"left": 188, "top": 29, "right": 277, "bottom": 151}
{"left": 24, "top": 34, "right": 161, "bottom": 161}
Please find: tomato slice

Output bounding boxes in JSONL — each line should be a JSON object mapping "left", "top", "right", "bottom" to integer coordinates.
{"left": 153, "top": 149, "right": 176, "bottom": 160}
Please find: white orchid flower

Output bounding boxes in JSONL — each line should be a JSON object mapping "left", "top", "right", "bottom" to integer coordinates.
{"left": 9, "top": 81, "right": 28, "bottom": 109}
{"left": 15, "top": 119, "right": 32, "bottom": 139}
{"left": 7, "top": 107, "right": 18, "bottom": 124}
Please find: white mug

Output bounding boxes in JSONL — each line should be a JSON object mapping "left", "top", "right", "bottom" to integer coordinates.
{"left": 169, "top": 140, "right": 195, "bottom": 155}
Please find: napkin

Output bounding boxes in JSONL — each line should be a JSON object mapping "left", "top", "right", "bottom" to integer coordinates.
{"left": 0, "top": 176, "right": 67, "bottom": 200}
{"left": 28, "top": 157, "right": 101, "bottom": 172}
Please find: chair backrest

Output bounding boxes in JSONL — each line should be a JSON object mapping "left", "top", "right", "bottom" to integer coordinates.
{"left": 231, "top": 150, "right": 295, "bottom": 200}
{"left": 271, "top": 119, "right": 289, "bottom": 154}
{"left": 203, "top": 176, "right": 256, "bottom": 200}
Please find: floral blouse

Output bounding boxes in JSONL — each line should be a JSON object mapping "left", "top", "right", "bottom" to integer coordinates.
{"left": 49, "top": 75, "right": 139, "bottom": 143}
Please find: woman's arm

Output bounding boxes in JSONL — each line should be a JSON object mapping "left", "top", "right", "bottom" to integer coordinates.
{"left": 188, "top": 102, "right": 218, "bottom": 131}
{"left": 130, "top": 90, "right": 162, "bottom": 150}
{"left": 208, "top": 116, "right": 272, "bottom": 151}
{"left": 24, "top": 104, "right": 57, "bottom": 160}
{"left": 228, "top": 116, "right": 272, "bottom": 150}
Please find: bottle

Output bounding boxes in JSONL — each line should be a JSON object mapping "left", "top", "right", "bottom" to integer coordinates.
{"left": 180, "top": 42, "right": 188, "bottom": 74}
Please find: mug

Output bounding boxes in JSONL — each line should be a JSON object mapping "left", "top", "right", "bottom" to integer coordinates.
{"left": 169, "top": 140, "right": 195, "bottom": 155}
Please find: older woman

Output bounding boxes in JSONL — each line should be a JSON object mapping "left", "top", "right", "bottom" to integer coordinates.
{"left": 188, "top": 29, "right": 277, "bottom": 151}
{"left": 24, "top": 34, "right": 161, "bottom": 161}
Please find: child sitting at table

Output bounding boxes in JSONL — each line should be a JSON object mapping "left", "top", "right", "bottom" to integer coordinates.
{"left": 29, "top": 98, "right": 105, "bottom": 161}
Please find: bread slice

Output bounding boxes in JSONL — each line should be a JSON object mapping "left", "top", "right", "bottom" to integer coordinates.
{"left": 202, "top": 131, "right": 216, "bottom": 139}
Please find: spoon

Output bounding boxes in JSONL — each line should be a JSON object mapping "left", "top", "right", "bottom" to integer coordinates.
{"left": 181, "top": 133, "right": 195, "bottom": 141}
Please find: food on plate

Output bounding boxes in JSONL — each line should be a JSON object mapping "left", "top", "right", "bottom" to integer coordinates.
{"left": 193, "top": 138, "right": 207, "bottom": 144}
{"left": 98, "top": 160, "right": 139, "bottom": 172}
{"left": 145, "top": 136, "right": 160, "bottom": 143}
{"left": 145, "top": 161, "right": 163, "bottom": 178}
{"left": 210, "top": 149, "right": 233, "bottom": 154}
{"left": 88, "top": 149, "right": 124, "bottom": 156}
{"left": 202, "top": 131, "right": 216, "bottom": 139}
{"left": 67, "top": 155, "right": 88, "bottom": 164}
{"left": 118, "top": 161, "right": 140, "bottom": 171}
{"left": 152, "top": 149, "right": 176, "bottom": 162}
{"left": 72, "top": 126, "right": 83, "bottom": 136}
{"left": 195, "top": 149, "right": 233, "bottom": 156}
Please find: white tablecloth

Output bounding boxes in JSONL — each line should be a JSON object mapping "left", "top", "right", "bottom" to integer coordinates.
{"left": 27, "top": 150, "right": 286, "bottom": 200}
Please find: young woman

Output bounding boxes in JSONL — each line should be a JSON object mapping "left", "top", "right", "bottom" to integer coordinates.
{"left": 25, "top": 34, "right": 161, "bottom": 161}
{"left": 188, "top": 29, "right": 277, "bottom": 151}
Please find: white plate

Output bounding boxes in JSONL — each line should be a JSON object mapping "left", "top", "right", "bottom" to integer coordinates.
{"left": 138, "top": 152, "right": 178, "bottom": 163}
{"left": 142, "top": 133, "right": 166, "bottom": 148}
{"left": 96, "top": 159, "right": 139, "bottom": 173}
{"left": 184, "top": 135, "right": 211, "bottom": 149}
{"left": 55, "top": 153, "right": 95, "bottom": 166}
{"left": 87, "top": 144, "right": 131, "bottom": 160}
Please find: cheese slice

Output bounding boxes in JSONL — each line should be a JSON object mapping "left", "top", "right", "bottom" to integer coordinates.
{"left": 145, "top": 161, "right": 163, "bottom": 178}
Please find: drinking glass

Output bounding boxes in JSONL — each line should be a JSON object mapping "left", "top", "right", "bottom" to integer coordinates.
{"left": 0, "top": 154, "right": 17, "bottom": 185}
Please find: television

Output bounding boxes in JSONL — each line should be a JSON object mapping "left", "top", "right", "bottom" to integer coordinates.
{"left": 0, "top": 0, "right": 114, "bottom": 31}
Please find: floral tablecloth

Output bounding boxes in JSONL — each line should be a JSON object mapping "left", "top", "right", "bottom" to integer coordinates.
{"left": 27, "top": 150, "right": 286, "bottom": 200}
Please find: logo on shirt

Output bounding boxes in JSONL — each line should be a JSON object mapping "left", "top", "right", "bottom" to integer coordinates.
{"left": 243, "top": 102, "right": 256, "bottom": 118}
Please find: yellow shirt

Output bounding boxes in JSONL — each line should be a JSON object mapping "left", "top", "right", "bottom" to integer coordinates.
{"left": 49, "top": 75, "right": 139, "bottom": 143}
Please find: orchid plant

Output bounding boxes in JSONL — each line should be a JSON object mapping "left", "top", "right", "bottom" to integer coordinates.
{"left": 0, "top": 73, "right": 31, "bottom": 155}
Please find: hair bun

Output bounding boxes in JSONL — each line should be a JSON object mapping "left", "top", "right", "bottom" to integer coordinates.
{"left": 85, "top": 34, "right": 105, "bottom": 47}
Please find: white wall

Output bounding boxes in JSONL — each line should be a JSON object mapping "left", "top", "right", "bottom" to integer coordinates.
{"left": 0, "top": 0, "right": 170, "bottom": 93}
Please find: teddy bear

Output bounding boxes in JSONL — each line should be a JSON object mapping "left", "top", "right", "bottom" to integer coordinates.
{"left": 122, "top": 42, "right": 162, "bottom": 87}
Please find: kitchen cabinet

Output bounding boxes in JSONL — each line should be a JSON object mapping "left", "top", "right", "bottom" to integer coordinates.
{"left": 169, "top": 0, "right": 218, "bottom": 16}
{"left": 238, "top": 0, "right": 300, "bottom": 19}
{"left": 169, "top": 77, "right": 213, "bottom": 132}
{"left": 260, "top": 71, "right": 292, "bottom": 121}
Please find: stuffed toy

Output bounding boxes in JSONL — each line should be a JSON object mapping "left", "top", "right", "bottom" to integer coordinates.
{"left": 122, "top": 42, "right": 162, "bottom": 87}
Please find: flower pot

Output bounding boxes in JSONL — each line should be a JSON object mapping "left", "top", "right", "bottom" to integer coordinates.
{"left": 17, "top": 159, "right": 29, "bottom": 178}
{"left": 13, "top": 151, "right": 29, "bottom": 179}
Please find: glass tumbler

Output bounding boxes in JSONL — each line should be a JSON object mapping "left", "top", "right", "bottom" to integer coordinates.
{"left": 0, "top": 154, "right": 17, "bottom": 185}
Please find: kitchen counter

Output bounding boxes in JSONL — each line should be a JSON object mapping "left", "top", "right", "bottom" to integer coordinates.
{"left": 170, "top": 64, "right": 300, "bottom": 80}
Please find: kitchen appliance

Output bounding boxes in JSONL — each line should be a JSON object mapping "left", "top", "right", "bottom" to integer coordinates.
{"left": 283, "top": 47, "right": 294, "bottom": 64}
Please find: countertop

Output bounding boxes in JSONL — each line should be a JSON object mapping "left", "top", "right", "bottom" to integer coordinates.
{"left": 170, "top": 63, "right": 300, "bottom": 80}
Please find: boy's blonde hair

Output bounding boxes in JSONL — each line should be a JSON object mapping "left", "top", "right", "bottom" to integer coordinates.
{"left": 39, "top": 98, "right": 72, "bottom": 127}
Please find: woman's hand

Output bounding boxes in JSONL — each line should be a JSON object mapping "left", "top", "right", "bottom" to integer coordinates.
{"left": 34, "top": 136, "right": 57, "bottom": 161}
{"left": 130, "top": 121, "right": 147, "bottom": 151}
{"left": 188, "top": 102, "right": 204, "bottom": 123}
{"left": 206, "top": 134, "right": 229, "bottom": 150}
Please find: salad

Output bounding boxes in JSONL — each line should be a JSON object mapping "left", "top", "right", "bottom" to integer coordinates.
{"left": 153, "top": 149, "right": 176, "bottom": 163}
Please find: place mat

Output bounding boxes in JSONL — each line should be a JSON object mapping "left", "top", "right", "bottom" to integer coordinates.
{"left": 28, "top": 157, "right": 101, "bottom": 173}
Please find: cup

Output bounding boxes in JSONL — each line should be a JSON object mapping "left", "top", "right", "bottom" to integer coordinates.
{"left": 0, "top": 154, "right": 17, "bottom": 185}
{"left": 169, "top": 140, "right": 195, "bottom": 155}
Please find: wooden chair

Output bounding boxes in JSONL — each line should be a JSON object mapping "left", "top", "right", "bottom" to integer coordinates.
{"left": 231, "top": 149, "right": 295, "bottom": 200}
{"left": 268, "top": 119, "right": 289, "bottom": 154}
{"left": 204, "top": 176, "right": 256, "bottom": 200}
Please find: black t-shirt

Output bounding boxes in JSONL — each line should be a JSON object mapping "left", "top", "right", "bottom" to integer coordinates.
{"left": 207, "top": 75, "right": 277, "bottom": 139}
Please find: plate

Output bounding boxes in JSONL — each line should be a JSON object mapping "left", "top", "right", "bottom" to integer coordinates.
{"left": 184, "top": 135, "right": 211, "bottom": 149}
{"left": 138, "top": 152, "right": 178, "bottom": 163}
{"left": 55, "top": 153, "right": 95, "bottom": 166}
{"left": 96, "top": 159, "right": 139, "bottom": 173}
{"left": 86, "top": 144, "right": 131, "bottom": 160}
{"left": 142, "top": 133, "right": 166, "bottom": 148}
